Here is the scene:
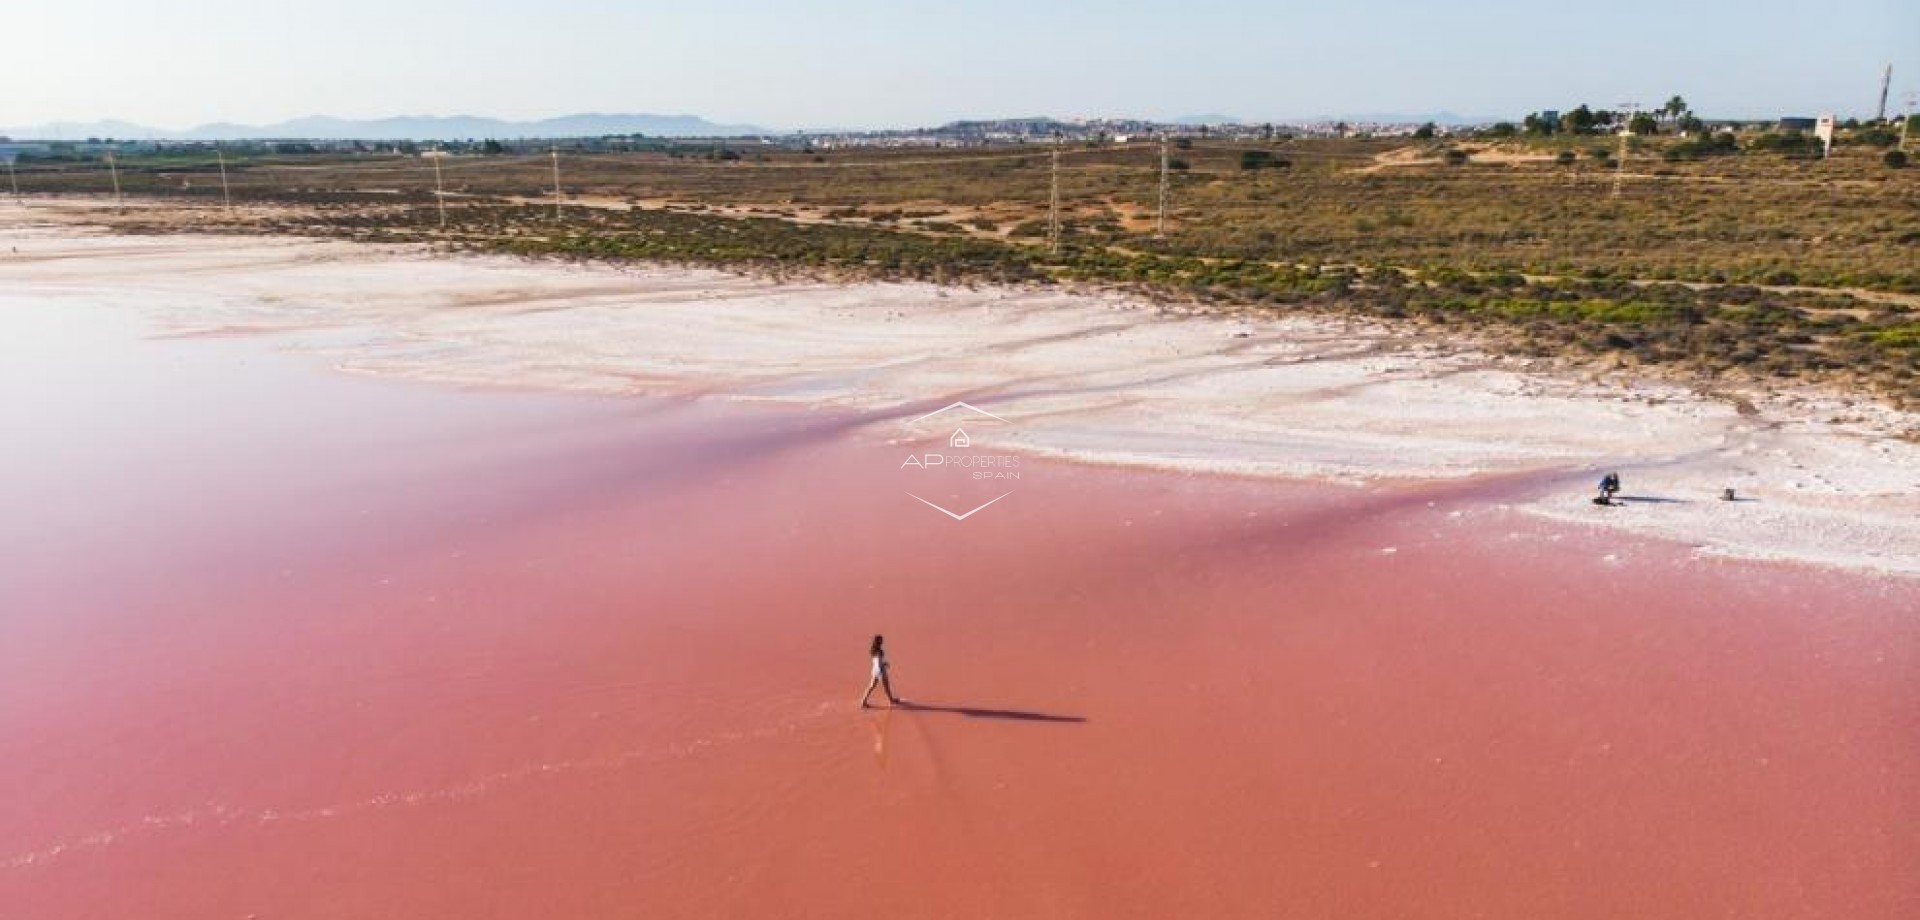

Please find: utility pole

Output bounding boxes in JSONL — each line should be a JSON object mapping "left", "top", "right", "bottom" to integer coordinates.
{"left": 1877, "top": 64, "right": 1892, "bottom": 122}
{"left": 1903, "top": 92, "right": 1917, "bottom": 152}
{"left": 106, "top": 150, "right": 123, "bottom": 209}
{"left": 431, "top": 148, "right": 447, "bottom": 229}
{"left": 216, "top": 149, "right": 232, "bottom": 214}
{"left": 550, "top": 145, "right": 563, "bottom": 220}
{"left": 1047, "top": 134, "right": 1061, "bottom": 255}
{"left": 1611, "top": 102, "right": 1638, "bottom": 200}
{"left": 6, "top": 158, "right": 18, "bottom": 203}
{"left": 1156, "top": 135, "right": 1169, "bottom": 240}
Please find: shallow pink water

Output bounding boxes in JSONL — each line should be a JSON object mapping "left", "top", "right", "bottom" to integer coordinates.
{"left": 1, "top": 300, "right": 1915, "bottom": 918}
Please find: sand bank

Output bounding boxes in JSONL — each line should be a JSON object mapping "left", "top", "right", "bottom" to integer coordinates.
{"left": 2, "top": 211, "right": 1916, "bottom": 575}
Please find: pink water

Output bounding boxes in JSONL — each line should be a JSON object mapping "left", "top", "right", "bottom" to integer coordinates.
{"left": 1, "top": 300, "right": 1915, "bottom": 918}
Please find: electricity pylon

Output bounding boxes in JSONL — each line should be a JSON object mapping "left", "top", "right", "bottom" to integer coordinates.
{"left": 431, "top": 148, "right": 447, "bottom": 229}
{"left": 1048, "top": 135, "right": 1061, "bottom": 255}
{"left": 1611, "top": 102, "right": 1639, "bottom": 200}
{"left": 106, "top": 150, "right": 122, "bottom": 209}
{"left": 216, "top": 149, "right": 232, "bottom": 214}
{"left": 1156, "top": 135, "right": 1169, "bottom": 239}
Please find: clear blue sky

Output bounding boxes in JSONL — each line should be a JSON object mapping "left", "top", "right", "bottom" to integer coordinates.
{"left": 11, "top": 0, "right": 1918, "bottom": 129}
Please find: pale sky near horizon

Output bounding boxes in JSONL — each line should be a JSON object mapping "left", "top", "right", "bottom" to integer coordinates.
{"left": 10, "top": 0, "right": 1918, "bottom": 129}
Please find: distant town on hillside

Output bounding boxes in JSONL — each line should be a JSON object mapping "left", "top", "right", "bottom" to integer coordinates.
{"left": 4, "top": 101, "right": 1912, "bottom": 160}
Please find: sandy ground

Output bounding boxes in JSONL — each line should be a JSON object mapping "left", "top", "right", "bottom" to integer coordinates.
{"left": 2, "top": 206, "right": 1917, "bottom": 576}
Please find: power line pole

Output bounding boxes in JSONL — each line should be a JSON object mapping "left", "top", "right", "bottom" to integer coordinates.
{"left": 431, "top": 148, "right": 447, "bottom": 229}
{"left": 1156, "top": 135, "right": 1169, "bottom": 240}
{"left": 1903, "top": 92, "right": 1917, "bottom": 152}
{"left": 106, "top": 150, "right": 123, "bottom": 209}
{"left": 216, "top": 149, "right": 232, "bottom": 214}
{"left": 1047, "top": 135, "right": 1061, "bottom": 255}
{"left": 1877, "top": 64, "right": 1892, "bottom": 122}
{"left": 550, "top": 145, "right": 563, "bottom": 220}
{"left": 6, "top": 158, "right": 18, "bottom": 203}
{"left": 1611, "top": 102, "right": 1638, "bottom": 200}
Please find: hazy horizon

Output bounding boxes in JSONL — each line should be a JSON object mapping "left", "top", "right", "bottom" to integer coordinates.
{"left": 9, "top": 0, "right": 1918, "bottom": 131}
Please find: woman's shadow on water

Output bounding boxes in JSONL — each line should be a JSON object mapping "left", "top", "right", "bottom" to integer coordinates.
{"left": 891, "top": 700, "right": 1087, "bottom": 723}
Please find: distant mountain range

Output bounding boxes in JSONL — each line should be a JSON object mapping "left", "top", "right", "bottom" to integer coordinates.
{"left": 0, "top": 113, "right": 767, "bottom": 141}
{"left": 2, "top": 110, "right": 1513, "bottom": 143}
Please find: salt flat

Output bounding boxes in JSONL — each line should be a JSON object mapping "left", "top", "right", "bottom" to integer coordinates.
{"left": 4, "top": 215, "right": 1915, "bottom": 575}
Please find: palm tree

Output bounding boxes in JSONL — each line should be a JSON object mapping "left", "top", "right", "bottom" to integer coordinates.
{"left": 1663, "top": 95, "right": 1689, "bottom": 124}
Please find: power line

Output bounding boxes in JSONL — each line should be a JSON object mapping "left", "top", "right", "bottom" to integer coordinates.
{"left": 24, "top": 142, "right": 1372, "bottom": 195}
{"left": 567, "top": 143, "right": 1167, "bottom": 172}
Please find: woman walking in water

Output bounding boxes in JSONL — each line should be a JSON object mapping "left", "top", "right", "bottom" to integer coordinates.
{"left": 860, "top": 634, "right": 901, "bottom": 708}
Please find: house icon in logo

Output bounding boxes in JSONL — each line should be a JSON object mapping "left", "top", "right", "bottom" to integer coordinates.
{"left": 950, "top": 428, "right": 971, "bottom": 448}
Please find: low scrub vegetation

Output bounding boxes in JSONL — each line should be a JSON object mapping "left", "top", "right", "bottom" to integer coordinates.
{"left": 37, "top": 133, "right": 1920, "bottom": 405}
{"left": 184, "top": 200, "right": 1916, "bottom": 406}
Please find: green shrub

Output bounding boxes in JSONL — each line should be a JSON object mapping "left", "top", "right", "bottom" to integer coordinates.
{"left": 1849, "top": 127, "right": 1899, "bottom": 148}
{"left": 1748, "top": 131, "right": 1817, "bottom": 156}
{"left": 1239, "top": 150, "right": 1291, "bottom": 170}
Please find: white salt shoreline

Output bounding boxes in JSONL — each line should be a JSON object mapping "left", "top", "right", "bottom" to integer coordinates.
{"left": 4, "top": 214, "right": 1917, "bottom": 577}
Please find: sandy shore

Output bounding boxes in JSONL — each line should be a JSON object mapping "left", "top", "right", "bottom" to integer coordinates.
{"left": 2, "top": 208, "right": 1917, "bottom": 575}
